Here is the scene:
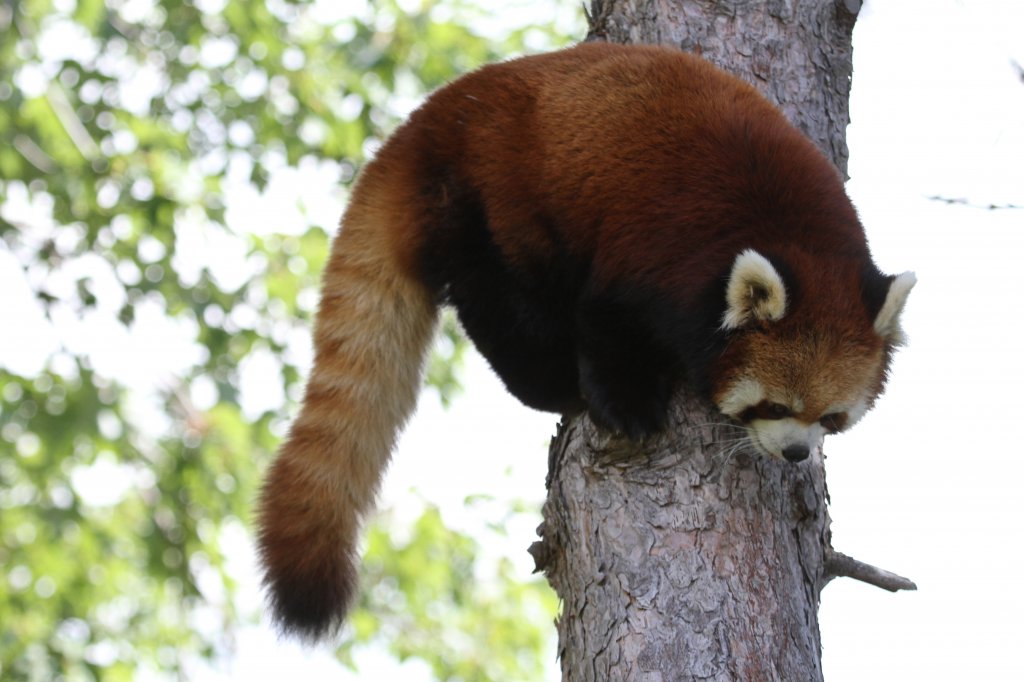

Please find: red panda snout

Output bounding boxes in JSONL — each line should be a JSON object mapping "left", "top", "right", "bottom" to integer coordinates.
{"left": 782, "top": 444, "right": 810, "bottom": 463}
{"left": 746, "top": 417, "right": 825, "bottom": 462}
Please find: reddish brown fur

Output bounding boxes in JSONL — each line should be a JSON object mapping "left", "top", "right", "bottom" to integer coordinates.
{"left": 257, "top": 43, "right": 907, "bottom": 640}
{"left": 380, "top": 43, "right": 868, "bottom": 301}
{"left": 710, "top": 253, "right": 890, "bottom": 422}
{"left": 257, "top": 175, "right": 437, "bottom": 640}
{"left": 381, "top": 42, "right": 885, "bottom": 403}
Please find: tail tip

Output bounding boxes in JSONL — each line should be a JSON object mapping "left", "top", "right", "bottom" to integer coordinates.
{"left": 261, "top": 552, "right": 358, "bottom": 644}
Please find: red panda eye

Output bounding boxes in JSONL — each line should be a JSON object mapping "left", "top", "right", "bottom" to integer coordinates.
{"left": 820, "top": 413, "right": 846, "bottom": 433}
{"left": 765, "top": 403, "right": 791, "bottom": 419}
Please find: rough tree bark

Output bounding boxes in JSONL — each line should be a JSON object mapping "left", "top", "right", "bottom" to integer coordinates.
{"left": 528, "top": 2, "right": 916, "bottom": 680}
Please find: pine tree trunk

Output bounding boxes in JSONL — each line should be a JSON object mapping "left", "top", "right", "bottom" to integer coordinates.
{"left": 536, "top": 394, "right": 835, "bottom": 680}
{"left": 529, "top": 2, "right": 913, "bottom": 679}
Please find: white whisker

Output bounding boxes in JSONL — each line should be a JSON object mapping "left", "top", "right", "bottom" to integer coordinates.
{"left": 693, "top": 420, "right": 754, "bottom": 471}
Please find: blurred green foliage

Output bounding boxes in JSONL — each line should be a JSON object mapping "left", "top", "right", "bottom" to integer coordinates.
{"left": 0, "top": 0, "right": 582, "bottom": 679}
{"left": 349, "top": 502, "right": 560, "bottom": 681}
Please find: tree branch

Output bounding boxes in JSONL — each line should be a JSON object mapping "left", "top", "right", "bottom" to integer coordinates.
{"left": 928, "top": 195, "right": 1023, "bottom": 210}
{"left": 12, "top": 134, "right": 57, "bottom": 173}
{"left": 823, "top": 549, "right": 917, "bottom": 592}
{"left": 46, "top": 84, "right": 101, "bottom": 161}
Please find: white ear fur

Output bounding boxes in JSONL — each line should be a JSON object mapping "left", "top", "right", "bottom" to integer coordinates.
{"left": 874, "top": 271, "right": 916, "bottom": 345}
{"left": 721, "top": 249, "right": 788, "bottom": 330}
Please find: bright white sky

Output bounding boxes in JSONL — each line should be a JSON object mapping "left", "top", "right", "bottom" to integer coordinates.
{"left": 820, "top": 2, "right": 1024, "bottom": 680}
{"left": 3, "top": 0, "right": 1024, "bottom": 680}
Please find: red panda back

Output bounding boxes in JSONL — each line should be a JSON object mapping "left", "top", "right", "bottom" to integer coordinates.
{"left": 386, "top": 43, "right": 867, "bottom": 301}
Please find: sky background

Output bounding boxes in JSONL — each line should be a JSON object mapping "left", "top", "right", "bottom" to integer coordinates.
{"left": 3, "top": 0, "right": 1024, "bottom": 679}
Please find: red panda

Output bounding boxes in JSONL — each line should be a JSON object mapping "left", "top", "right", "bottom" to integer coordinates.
{"left": 257, "top": 42, "right": 915, "bottom": 641}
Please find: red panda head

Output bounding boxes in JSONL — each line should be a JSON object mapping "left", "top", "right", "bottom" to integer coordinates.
{"left": 709, "top": 249, "right": 916, "bottom": 462}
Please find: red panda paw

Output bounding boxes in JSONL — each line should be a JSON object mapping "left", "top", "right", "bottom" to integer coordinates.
{"left": 584, "top": 393, "right": 670, "bottom": 441}
{"left": 579, "top": 356, "right": 673, "bottom": 441}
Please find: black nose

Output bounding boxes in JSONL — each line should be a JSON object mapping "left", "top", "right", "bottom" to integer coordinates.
{"left": 782, "top": 444, "right": 810, "bottom": 462}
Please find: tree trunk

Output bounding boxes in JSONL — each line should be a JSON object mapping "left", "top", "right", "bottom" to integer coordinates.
{"left": 535, "top": 397, "right": 832, "bottom": 680}
{"left": 530, "top": 2, "right": 914, "bottom": 679}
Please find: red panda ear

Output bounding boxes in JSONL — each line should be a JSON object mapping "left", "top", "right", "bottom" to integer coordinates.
{"left": 874, "top": 272, "right": 916, "bottom": 345}
{"left": 721, "top": 249, "right": 788, "bottom": 330}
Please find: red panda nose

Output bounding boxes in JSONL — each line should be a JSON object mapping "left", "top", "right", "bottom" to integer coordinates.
{"left": 782, "top": 444, "right": 810, "bottom": 462}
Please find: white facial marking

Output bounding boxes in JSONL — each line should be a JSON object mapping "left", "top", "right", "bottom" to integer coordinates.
{"left": 721, "top": 249, "right": 788, "bottom": 330}
{"left": 716, "top": 377, "right": 765, "bottom": 417}
{"left": 830, "top": 396, "right": 871, "bottom": 432}
{"left": 748, "top": 418, "right": 824, "bottom": 461}
{"left": 874, "top": 271, "right": 917, "bottom": 345}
